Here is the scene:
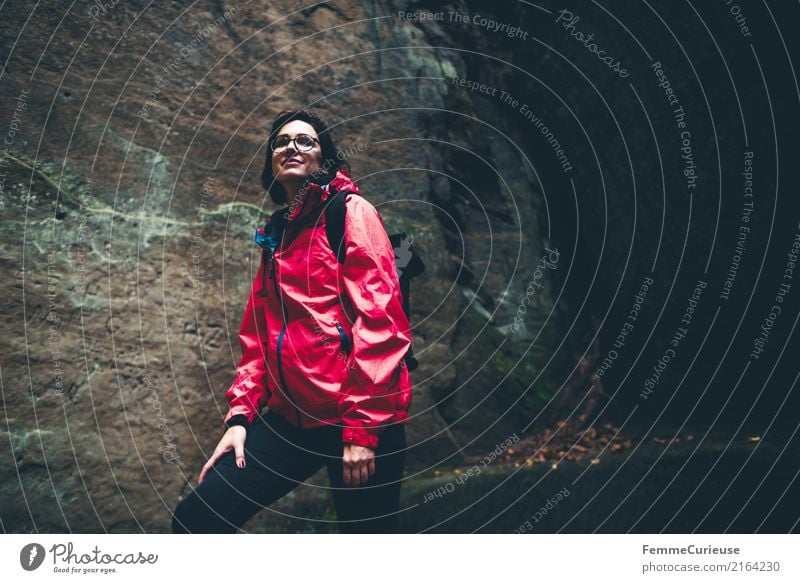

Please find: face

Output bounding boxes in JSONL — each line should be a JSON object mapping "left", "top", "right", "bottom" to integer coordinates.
{"left": 270, "top": 120, "right": 323, "bottom": 190}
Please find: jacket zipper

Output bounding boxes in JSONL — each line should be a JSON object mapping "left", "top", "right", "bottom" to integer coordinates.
{"left": 260, "top": 249, "right": 269, "bottom": 297}
{"left": 271, "top": 250, "right": 303, "bottom": 428}
{"left": 335, "top": 322, "right": 351, "bottom": 355}
{"left": 269, "top": 200, "right": 332, "bottom": 429}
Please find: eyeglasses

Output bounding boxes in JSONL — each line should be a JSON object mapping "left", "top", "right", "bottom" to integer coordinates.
{"left": 272, "top": 133, "right": 319, "bottom": 152}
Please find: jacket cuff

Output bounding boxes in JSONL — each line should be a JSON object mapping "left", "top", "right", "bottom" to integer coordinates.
{"left": 225, "top": 414, "right": 251, "bottom": 432}
{"left": 342, "top": 427, "right": 379, "bottom": 449}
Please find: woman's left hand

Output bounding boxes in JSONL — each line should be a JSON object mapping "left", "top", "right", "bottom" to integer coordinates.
{"left": 342, "top": 443, "right": 376, "bottom": 487}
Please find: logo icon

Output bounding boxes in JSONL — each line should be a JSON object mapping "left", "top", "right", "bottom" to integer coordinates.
{"left": 394, "top": 233, "right": 413, "bottom": 278}
{"left": 20, "top": 543, "right": 46, "bottom": 571}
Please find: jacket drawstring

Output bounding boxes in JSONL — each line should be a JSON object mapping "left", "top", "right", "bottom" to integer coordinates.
{"left": 260, "top": 249, "right": 268, "bottom": 297}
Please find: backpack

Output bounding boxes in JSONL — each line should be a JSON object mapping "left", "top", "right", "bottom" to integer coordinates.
{"left": 257, "top": 188, "right": 425, "bottom": 371}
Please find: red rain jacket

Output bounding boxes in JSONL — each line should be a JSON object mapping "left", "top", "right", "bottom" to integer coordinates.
{"left": 223, "top": 169, "right": 412, "bottom": 448}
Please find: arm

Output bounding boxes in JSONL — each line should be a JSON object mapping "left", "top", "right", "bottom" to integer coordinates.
{"left": 338, "top": 196, "right": 411, "bottom": 449}
{"left": 223, "top": 250, "right": 271, "bottom": 432}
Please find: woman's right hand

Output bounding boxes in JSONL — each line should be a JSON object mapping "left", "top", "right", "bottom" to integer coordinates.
{"left": 198, "top": 426, "right": 247, "bottom": 484}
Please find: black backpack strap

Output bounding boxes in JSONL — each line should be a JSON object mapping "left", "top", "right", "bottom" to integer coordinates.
{"left": 324, "top": 189, "right": 350, "bottom": 264}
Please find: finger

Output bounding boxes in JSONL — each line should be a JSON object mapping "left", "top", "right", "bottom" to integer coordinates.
{"left": 198, "top": 457, "right": 215, "bottom": 484}
{"left": 368, "top": 457, "right": 376, "bottom": 478}
{"left": 198, "top": 461, "right": 211, "bottom": 484}
{"left": 234, "top": 440, "right": 246, "bottom": 469}
{"left": 343, "top": 463, "right": 353, "bottom": 487}
{"left": 198, "top": 447, "right": 225, "bottom": 483}
{"left": 359, "top": 462, "right": 370, "bottom": 486}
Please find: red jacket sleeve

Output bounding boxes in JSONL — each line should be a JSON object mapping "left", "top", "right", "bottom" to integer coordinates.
{"left": 223, "top": 251, "right": 271, "bottom": 429}
{"left": 338, "top": 196, "right": 411, "bottom": 448}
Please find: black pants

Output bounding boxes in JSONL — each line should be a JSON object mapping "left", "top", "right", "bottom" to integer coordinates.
{"left": 171, "top": 410, "right": 407, "bottom": 533}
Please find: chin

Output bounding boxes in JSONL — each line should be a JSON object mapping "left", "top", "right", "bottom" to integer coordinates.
{"left": 276, "top": 166, "right": 303, "bottom": 177}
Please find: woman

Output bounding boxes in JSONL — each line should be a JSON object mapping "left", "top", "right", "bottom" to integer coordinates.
{"left": 172, "top": 110, "right": 413, "bottom": 533}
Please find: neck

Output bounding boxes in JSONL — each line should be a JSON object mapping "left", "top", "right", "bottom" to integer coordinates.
{"left": 281, "top": 177, "right": 306, "bottom": 199}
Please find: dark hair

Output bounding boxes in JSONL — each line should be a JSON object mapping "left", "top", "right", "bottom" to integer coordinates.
{"left": 260, "top": 109, "right": 348, "bottom": 205}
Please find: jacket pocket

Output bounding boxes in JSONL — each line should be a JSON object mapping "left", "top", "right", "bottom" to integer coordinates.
{"left": 335, "top": 322, "right": 351, "bottom": 355}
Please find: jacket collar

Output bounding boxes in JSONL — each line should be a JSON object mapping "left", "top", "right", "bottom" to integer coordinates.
{"left": 286, "top": 168, "right": 360, "bottom": 223}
